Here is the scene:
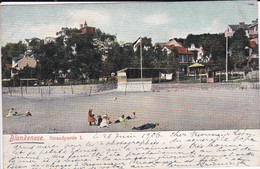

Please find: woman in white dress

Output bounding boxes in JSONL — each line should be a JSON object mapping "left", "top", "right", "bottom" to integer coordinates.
{"left": 99, "top": 116, "right": 109, "bottom": 128}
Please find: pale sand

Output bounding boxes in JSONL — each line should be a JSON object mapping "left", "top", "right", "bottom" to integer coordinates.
{"left": 2, "top": 88, "right": 260, "bottom": 134}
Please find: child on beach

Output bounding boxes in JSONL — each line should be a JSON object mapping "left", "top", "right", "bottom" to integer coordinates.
{"left": 99, "top": 116, "right": 109, "bottom": 128}
{"left": 88, "top": 109, "right": 96, "bottom": 126}
{"left": 115, "top": 115, "right": 125, "bottom": 123}
{"left": 6, "top": 108, "right": 14, "bottom": 117}
{"left": 97, "top": 115, "right": 102, "bottom": 126}
{"left": 25, "top": 111, "right": 32, "bottom": 116}
{"left": 126, "top": 112, "right": 136, "bottom": 120}
{"left": 104, "top": 114, "right": 112, "bottom": 124}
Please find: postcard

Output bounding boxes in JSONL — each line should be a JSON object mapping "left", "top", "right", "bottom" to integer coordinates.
{"left": 1, "top": 1, "right": 259, "bottom": 169}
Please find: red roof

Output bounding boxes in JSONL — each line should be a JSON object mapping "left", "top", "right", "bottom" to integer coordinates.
{"left": 166, "top": 45, "right": 193, "bottom": 55}
{"left": 249, "top": 41, "right": 256, "bottom": 49}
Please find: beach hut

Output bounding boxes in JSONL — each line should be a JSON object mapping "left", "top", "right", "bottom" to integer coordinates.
{"left": 189, "top": 63, "right": 217, "bottom": 82}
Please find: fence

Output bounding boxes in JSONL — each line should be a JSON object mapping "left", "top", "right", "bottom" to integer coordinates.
{"left": 151, "top": 82, "right": 260, "bottom": 91}
{"left": 117, "top": 81, "right": 152, "bottom": 92}
{"left": 2, "top": 80, "right": 117, "bottom": 97}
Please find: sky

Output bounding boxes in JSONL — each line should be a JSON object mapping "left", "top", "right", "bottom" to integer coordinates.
{"left": 0, "top": 1, "right": 258, "bottom": 46}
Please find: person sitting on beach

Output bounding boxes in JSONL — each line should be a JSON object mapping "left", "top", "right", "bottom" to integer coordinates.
{"left": 110, "top": 97, "right": 117, "bottom": 101}
{"left": 6, "top": 108, "right": 14, "bottom": 117}
{"left": 126, "top": 112, "right": 136, "bottom": 120}
{"left": 88, "top": 109, "right": 95, "bottom": 126}
{"left": 25, "top": 111, "right": 32, "bottom": 116}
{"left": 99, "top": 116, "right": 109, "bottom": 128}
{"left": 132, "top": 123, "right": 159, "bottom": 130}
{"left": 115, "top": 115, "right": 125, "bottom": 123}
{"left": 104, "top": 114, "right": 112, "bottom": 124}
{"left": 97, "top": 115, "right": 102, "bottom": 126}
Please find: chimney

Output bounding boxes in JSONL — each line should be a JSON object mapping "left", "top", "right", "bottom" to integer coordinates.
{"left": 80, "top": 24, "right": 83, "bottom": 29}
{"left": 239, "top": 22, "right": 245, "bottom": 29}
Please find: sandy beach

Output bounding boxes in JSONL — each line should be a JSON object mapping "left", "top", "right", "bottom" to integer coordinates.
{"left": 2, "top": 86, "right": 260, "bottom": 134}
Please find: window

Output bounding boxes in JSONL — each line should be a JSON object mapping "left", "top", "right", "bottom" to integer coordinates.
{"left": 189, "top": 55, "right": 192, "bottom": 62}
{"left": 184, "top": 55, "right": 187, "bottom": 62}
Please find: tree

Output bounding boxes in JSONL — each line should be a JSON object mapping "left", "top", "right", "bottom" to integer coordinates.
{"left": 103, "top": 42, "right": 125, "bottom": 75}
{"left": 35, "top": 42, "right": 57, "bottom": 80}
{"left": 65, "top": 33, "right": 102, "bottom": 79}
{"left": 1, "top": 41, "right": 27, "bottom": 79}
{"left": 190, "top": 50, "right": 198, "bottom": 62}
{"left": 229, "top": 28, "right": 249, "bottom": 70}
{"left": 18, "top": 66, "right": 36, "bottom": 79}
{"left": 29, "top": 38, "right": 44, "bottom": 55}
{"left": 65, "top": 28, "right": 81, "bottom": 36}
{"left": 152, "top": 44, "right": 168, "bottom": 68}
{"left": 166, "top": 47, "right": 179, "bottom": 74}
{"left": 174, "top": 38, "right": 185, "bottom": 47}
{"left": 132, "top": 37, "right": 154, "bottom": 68}
{"left": 1, "top": 41, "right": 26, "bottom": 63}
{"left": 201, "top": 34, "right": 226, "bottom": 69}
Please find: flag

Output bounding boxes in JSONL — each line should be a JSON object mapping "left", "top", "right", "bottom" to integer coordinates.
{"left": 133, "top": 37, "right": 141, "bottom": 52}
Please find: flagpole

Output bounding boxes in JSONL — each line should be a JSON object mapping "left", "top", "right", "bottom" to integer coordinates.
{"left": 140, "top": 37, "right": 143, "bottom": 81}
{"left": 140, "top": 37, "right": 145, "bottom": 92}
{"left": 226, "top": 36, "right": 228, "bottom": 82}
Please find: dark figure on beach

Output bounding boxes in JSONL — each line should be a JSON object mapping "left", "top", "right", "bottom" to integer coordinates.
{"left": 126, "top": 112, "right": 136, "bottom": 120}
{"left": 26, "top": 111, "right": 32, "bottom": 116}
{"left": 97, "top": 116, "right": 102, "bottom": 126}
{"left": 132, "top": 123, "right": 159, "bottom": 130}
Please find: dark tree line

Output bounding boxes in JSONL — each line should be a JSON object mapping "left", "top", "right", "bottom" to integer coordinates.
{"left": 1, "top": 27, "right": 253, "bottom": 81}
{"left": 1, "top": 28, "right": 177, "bottom": 82}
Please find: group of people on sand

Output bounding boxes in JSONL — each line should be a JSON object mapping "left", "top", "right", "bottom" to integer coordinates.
{"left": 88, "top": 109, "right": 136, "bottom": 128}
{"left": 6, "top": 108, "right": 32, "bottom": 118}
{"left": 88, "top": 109, "right": 159, "bottom": 130}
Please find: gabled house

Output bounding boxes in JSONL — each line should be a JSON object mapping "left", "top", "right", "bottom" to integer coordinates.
{"left": 44, "top": 37, "right": 56, "bottom": 44}
{"left": 225, "top": 22, "right": 250, "bottom": 37}
{"left": 225, "top": 19, "right": 258, "bottom": 70}
{"left": 11, "top": 55, "right": 37, "bottom": 77}
{"left": 17, "top": 56, "right": 37, "bottom": 70}
{"left": 23, "top": 38, "right": 41, "bottom": 46}
{"left": 163, "top": 40, "right": 194, "bottom": 74}
{"left": 188, "top": 44, "right": 210, "bottom": 63}
{"left": 248, "top": 18, "right": 258, "bottom": 44}
{"left": 247, "top": 40, "right": 258, "bottom": 69}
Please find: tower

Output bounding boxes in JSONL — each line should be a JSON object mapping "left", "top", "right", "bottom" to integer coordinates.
{"left": 84, "top": 20, "right": 87, "bottom": 28}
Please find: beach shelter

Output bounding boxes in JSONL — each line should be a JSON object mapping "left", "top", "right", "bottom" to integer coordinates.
{"left": 189, "top": 63, "right": 205, "bottom": 79}
{"left": 189, "top": 62, "right": 205, "bottom": 68}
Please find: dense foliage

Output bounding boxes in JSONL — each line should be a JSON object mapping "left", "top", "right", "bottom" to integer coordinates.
{"left": 1, "top": 27, "right": 253, "bottom": 81}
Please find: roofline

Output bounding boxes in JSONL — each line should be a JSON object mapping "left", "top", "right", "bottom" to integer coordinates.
{"left": 117, "top": 67, "right": 169, "bottom": 72}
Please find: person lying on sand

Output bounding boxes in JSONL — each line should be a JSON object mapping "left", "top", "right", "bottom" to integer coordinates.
{"left": 25, "top": 111, "right": 32, "bottom": 116}
{"left": 13, "top": 111, "right": 23, "bottom": 116}
{"left": 115, "top": 115, "right": 125, "bottom": 123}
{"left": 110, "top": 97, "right": 117, "bottom": 101}
{"left": 132, "top": 123, "right": 159, "bottom": 130}
{"left": 6, "top": 108, "right": 14, "bottom": 117}
{"left": 126, "top": 112, "right": 136, "bottom": 120}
